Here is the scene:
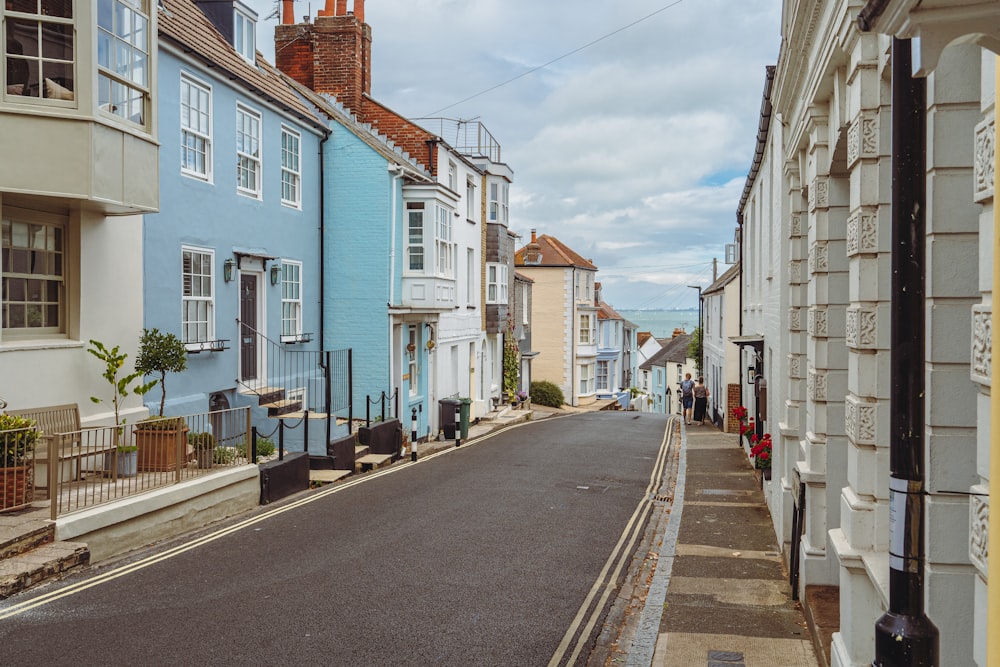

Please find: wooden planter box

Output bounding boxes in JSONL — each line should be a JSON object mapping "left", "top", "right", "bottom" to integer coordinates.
{"left": 136, "top": 426, "right": 189, "bottom": 472}
{"left": 1, "top": 465, "right": 32, "bottom": 512}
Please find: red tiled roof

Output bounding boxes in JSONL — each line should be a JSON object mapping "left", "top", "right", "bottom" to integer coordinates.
{"left": 514, "top": 234, "right": 597, "bottom": 270}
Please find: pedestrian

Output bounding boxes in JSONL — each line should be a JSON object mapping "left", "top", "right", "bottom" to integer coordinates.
{"left": 679, "top": 373, "right": 694, "bottom": 425}
{"left": 693, "top": 376, "right": 710, "bottom": 425}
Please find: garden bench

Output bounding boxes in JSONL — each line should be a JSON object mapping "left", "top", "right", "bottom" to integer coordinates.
{"left": 6, "top": 404, "right": 114, "bottom": 489}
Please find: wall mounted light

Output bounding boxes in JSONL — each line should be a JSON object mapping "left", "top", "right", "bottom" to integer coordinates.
{"left": 223, "top": 258, "right": 235, "bottom": 283}
{"left": 270, "top": 263, "right": 282, "bottom": 286}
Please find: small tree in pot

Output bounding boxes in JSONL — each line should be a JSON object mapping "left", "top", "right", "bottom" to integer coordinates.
{"left": 135, "top": 328, "right": 187, "bottom": 417}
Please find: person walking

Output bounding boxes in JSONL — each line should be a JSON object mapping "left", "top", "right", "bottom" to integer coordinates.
{"left": 693, "top": 376, "right": 710, "bottom": 425}
{"left": 679, "top": 373, "right": 695, "bottom": 425}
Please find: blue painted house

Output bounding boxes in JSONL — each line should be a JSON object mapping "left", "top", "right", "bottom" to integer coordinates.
{"left": 146, "top": 0, "right": 333, "bottom": 445}
{"left": 638, "top": 332, "right": 692, "bottom": 415}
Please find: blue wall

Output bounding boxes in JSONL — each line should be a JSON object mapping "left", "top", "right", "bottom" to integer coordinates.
{"left": 144, "top": 51, "right": 323, "bottom": 428}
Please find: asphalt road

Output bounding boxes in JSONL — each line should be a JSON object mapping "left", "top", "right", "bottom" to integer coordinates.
{"left": 1, "top": 411, "right": 670, "bottom": 666}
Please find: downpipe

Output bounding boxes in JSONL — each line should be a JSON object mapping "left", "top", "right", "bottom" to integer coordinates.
{"left": 872, "top": 37, "right": 939, "bottom": 667}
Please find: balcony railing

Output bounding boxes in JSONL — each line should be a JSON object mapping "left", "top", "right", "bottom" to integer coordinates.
{"left": 411, "top": 118, "right": 502, "bottom": 163}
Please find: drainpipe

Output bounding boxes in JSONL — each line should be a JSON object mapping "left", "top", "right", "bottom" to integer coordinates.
{"left": 388, "top": 164, "right": 404, "bottom": 398}
{"left": 989, "top": 54, "right": 1000, "bottom": 667}
{"left": 872, "top": 37, "right": 939, "bottom": 667}
{"left": 319, "top": 129, "right": 330, "bottom": 351}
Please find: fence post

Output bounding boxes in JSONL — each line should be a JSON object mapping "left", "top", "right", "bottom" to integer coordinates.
{"left": 366, "top": 397, "right": 371, "bottom": 428}
{"left": 48, "top": 434, "right": 62, "bottom": 521}
{"left": 380, "top": 391, "right": 387, "bottom": 422}
{"left": 348, "top": 349, "right": 353, "bottom": 434}
{"left": 304, "top": 410, "right": 310, "bottom": 456}
{"left": 394, "top": 389, "right": 399, "bottom": 420}
{"left": 325, "top": 351, "right": 332, "bottom": 451}
{"left": 278, "top": 420, "right": 285, "bottom": 460}
{"left": 252, "top": 426, "right": 259, "bottom": 463}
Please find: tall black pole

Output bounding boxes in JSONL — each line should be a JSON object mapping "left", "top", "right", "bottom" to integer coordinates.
{"left": 873, "top": 37, "right": 939, "bottom": 667}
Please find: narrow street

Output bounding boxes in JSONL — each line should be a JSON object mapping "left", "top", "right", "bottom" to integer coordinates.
{"left": 0, "top": 412, "right": 671, "bottom": 666}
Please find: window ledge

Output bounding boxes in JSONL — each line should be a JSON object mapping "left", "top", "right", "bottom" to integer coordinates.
{"left": 281, "top": 333, "right": 313, "bottom": 344}
{"left": 0, "top": 338, "right": 83, "bottom": 352}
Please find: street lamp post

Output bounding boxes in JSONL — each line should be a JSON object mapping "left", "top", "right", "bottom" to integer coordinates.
{"left": 688, "top": 285, "right": 703, "bottom": 376}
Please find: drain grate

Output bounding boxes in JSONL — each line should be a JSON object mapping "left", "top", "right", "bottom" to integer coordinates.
{"left": 707, "top": 650, "right": 745, "bottom": 666}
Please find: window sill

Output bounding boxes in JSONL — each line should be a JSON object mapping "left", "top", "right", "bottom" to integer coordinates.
{"left": 0, "top": 337, "right": 83, "bottom": 352}
{"left": 281, "top": 333, "right": 313, "bottom": 344}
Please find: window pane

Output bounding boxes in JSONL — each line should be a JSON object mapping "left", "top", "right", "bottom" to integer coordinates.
{"left": 40, "top": 0, "right": 73, "bottom": 19}
{"left": 98, "top": 0, "right": 113, "bottom": 30}
{"left": 41, "top": 22, "right": 73, "bottom": 60}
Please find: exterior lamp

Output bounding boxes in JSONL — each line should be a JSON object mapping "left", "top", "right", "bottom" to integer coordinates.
{"left": 223, "top": 258, "right": 235, "bottom": 283}
{"left": 270, "top": 263, "right": 282, "bottom": 286}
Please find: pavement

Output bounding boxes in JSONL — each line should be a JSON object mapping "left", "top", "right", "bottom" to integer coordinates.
{"left": 626, "top": 419, "right": 821, "bottom": 667}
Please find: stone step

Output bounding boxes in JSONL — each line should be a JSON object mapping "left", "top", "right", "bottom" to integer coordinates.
{"left": 262, "top": 399, "right": 303, "bottom": 417}
{"left": 355, "top": 453, "right": 392, "bottom": 473}
{"left": 0, "top": 541, "right": 89, "bottom": 599}
{"left": 354, "top": 445, "right": 369, "bottom": 459}
{"left": 0, "top": 517, "right": 53, "bottom": 560}
{"left": 309, "top": 469, "right": 351, "bottom": 485}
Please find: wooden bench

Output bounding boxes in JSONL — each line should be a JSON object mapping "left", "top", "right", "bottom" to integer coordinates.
{"left": 6, "top": 404, "right": 114, "bottom": 489}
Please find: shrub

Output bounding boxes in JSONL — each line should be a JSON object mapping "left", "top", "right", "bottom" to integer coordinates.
{"left": 256, "top": 437, "right": 276, "bottom": 458}
{"left": 530, "top": 380, "right": 564, "bottom": 408}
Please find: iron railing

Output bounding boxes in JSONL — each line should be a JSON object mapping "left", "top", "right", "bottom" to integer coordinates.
{"left": 410, "top": 118, "right": 502, "bottom": 163}
{"left": 236, "top": 320, "right": 353, "bottom": 437}
{"left": 0, "top": 407, "right": 253, "bottom": 519}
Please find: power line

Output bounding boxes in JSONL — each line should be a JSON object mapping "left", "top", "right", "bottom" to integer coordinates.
{"left": 424, "top": 0, "right": 686, "bottom": 116}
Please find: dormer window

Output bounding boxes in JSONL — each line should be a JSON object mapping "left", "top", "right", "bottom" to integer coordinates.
{"left": 234, "top": 4, "right": 256, "bottom": 63}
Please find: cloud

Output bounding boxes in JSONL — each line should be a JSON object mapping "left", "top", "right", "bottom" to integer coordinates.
{"left": 245, "top": 0, "right": 780, "bottom": 308}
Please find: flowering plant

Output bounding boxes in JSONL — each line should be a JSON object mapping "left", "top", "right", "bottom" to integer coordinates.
{"left": 740, "top": 419, "right": 755, "bottom": 441}
{"left": 516, "top": 390, "right": 528, "bottom": 401}
{"left": 733, "top": 405, "right": 748, "bottom": 422}
{"left": 751, "top": 433, "right": 772, "bottom": 469}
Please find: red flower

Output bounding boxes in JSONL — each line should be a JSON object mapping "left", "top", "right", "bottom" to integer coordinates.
{"left": 733, "top": 405, "right": 748, "bottom": 422}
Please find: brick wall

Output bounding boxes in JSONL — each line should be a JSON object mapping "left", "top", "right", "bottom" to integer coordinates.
{"left": 725, "top": 383, "right": 741, "bottom": 433}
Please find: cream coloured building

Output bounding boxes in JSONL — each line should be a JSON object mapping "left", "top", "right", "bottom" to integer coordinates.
{"left": 1, "top": 1, "right": 159, "bottom": 424}
{"left": 739, "top": 1, "right": 1000, "bottom": 665}
{"left": 515, "top": 231, "right": 599, "bottom": 407}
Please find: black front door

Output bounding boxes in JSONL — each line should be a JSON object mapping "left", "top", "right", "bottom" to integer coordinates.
{"left": 240, "top": 274, "right": 257, "bottom": 381}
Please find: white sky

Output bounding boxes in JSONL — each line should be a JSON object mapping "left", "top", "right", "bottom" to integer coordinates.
{"left": 242, "top": 0, "right": 782, "bottom": 309}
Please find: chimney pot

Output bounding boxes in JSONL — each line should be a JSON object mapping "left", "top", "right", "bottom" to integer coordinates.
{"left": 530, "top": 229, "right": 537, "bottom": 243}
{"left": 281, "top": 0, "right": 294, "bottom": 24}
{"left": 336, "top": 0, "right": 348, "bottom": 15}
{"left": 355, "top": 0, "right": 365, "bottom": 22}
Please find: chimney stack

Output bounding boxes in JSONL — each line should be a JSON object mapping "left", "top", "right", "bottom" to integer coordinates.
{"left": 525, "top": 229, "right": 541, "bottom": 264}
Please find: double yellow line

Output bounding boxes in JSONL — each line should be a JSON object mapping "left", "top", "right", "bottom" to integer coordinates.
{"left": 548, "top": 418, "right": 675, "bottom": 666}
{"left": 0, "top": 416, "right": 548, "bottom": 620}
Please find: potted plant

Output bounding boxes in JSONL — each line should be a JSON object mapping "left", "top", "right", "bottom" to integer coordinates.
{"left": 89, "top": 339, "right": 156, "bottom": 474}
{"left": 0, "top": 414, "right": 38, "bottom": 511}
{"left": 750, "top": 432, "right": 773, "bottom": 480}
{"left": 132, "top": 329, "right": 189, "bottom": 472}
{"left": 188, "top": 431, "right": 215, "bottom": 469}
{"left": 135, "top": 328, "right": 187, "bottom": 417}
{"left": 115, "top": 443, "right": 138, "bottom": 477}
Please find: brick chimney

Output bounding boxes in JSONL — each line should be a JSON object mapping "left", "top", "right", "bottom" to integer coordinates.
{"left": 275, "top": 0, "right": 372, "bottom": 114}
{"left": 524, "top": 229, "right": 541, "bottom": 264}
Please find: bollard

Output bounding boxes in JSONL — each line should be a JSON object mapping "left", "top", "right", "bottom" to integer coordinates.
{"left": 454, "top": 402, "right": 462, "bottom": 447}
{"left": 411, "top": 407, "right": 418, "bottom": 462}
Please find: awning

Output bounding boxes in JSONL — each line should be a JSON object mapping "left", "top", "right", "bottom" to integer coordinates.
{"left": 232, "top": 247, "right": 278, "bottom": 268}
{"left": 729, "top": 334, "right": 764, "bottom": 348}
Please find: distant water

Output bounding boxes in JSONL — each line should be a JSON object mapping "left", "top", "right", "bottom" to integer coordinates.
{"left": 618, "top": 309, "right": 699, "bottom": 339}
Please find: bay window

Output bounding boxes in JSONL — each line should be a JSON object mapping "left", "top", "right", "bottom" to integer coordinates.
{"left": 98, "top": 0, "right": 150, "bottom": 124}
{"left": 406, "top": 203, "right": 424, "bottom": 271}
{"left": 435, "top": 205, "right": 454, "bottom": 277}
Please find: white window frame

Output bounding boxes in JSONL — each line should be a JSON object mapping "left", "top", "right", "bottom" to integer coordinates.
{"left": 521, "top": 283, "right": 529, "bottom": 325}
{"left": 486, "top": 263, "right": 508, "bottom": 305}
{"left": 579, "top": 363, "right": 594, "bottom": 396}
{"left": 97, "top": 0, "right": 152, "bottom": 126}
{"left": 180, "top": 73, "right": 212, "bottom": 180}
{"left": 435, "top": 204, "right": 454, "bottom": 278}
{"left": 406, "top": 203, "right": 424, "bottom": 272}
{"left": 488, "top": 182, "right": 499, "bottom": 222}
{"left": 280, "top": 260, "right": 302, "bottom": 341}
{"left": 280, "top": 125, "right": 301, "bottom": 208}
{"left": 466, "top": 248, "right": 475, "bottom": 307}
{"left": 466, "top": 178, "right": 476, "bottom": 220}
{"left": 233, "top": 5, "right": 256, "bottom": 64}
{"left": 579, "top": 313, "right": 594, "bottom": 345}
{"left": 236, "top": 104, "right": 262, "bottom": 198}
{"left": 181, "top": 246, "right": 215, "bottom": 346}
{"left": 1, "top": 208, "right": 67, "bottom": 339}
{"left": 448, "top": 161, "right": 457, "bottom": 192}
{"left": 596, "top": 360, "right": 609, "bottom": 392}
